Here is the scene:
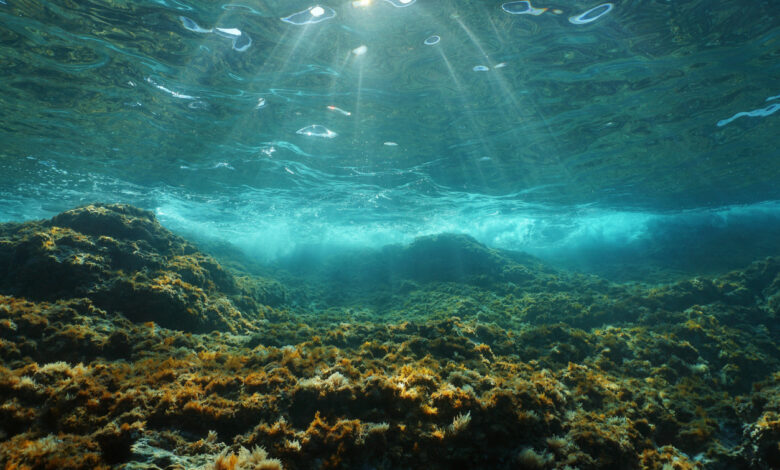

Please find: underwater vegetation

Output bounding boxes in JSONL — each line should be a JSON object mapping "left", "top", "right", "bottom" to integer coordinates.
{"left": 0, "top": 204, "right": 778, "bottom": 469}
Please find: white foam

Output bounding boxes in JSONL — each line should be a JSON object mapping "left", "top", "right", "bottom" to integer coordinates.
{"left": 151, "top": 192, "right": 780, "bottom": 267}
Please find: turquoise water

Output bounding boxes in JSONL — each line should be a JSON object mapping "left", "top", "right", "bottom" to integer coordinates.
{"left": 1, "top": 0, "right": 779, "bottom": 274}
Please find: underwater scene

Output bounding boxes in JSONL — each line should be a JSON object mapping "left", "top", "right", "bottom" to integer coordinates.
{"left": 1, "top": 0, "right": 779, "bottom": 468}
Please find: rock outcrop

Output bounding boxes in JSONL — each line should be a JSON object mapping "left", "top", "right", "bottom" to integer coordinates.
{"left": 0, "top": 204, "right": 267, "bottom": 333}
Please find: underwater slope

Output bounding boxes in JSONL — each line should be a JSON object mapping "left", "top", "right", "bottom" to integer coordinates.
{"left": 0, "top": 204, "right": 779, "bottom": 468}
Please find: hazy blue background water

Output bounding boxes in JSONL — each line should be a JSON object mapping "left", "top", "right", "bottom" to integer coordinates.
{"left": 1, "top": 0, "right": 779, "bottom": 276}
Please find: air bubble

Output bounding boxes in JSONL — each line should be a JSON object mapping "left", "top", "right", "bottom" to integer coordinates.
{"left": 281, "top": 5, "right": 337, "bottom": 25}
{"left": 569, "top": 3, "right": 613, "bottom": 25}
{"left": 424, "top": 35, "right": 440, "bottom": 46}
{"left": 296, "top": 125, "right": 338, "bottom": 138}
{"left": 473, "top": 65, "right": 489, "bottom": 72}
{"left": 232, "top": 33, "right": 252, "bottom": 52}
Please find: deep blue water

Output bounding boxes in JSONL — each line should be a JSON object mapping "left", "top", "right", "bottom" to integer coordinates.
{"left": 1, "top": 0, "right": 779, "bottom": 275}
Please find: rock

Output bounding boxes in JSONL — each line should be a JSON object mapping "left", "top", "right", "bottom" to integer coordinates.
{"left": 384, "top": 233, "right": 506, "bottom": 282}
{"left": 50, "top": 204, "right": 178, "bottom": 254}
{"left": 0, "top": 203, "right": 260, "bottom": 333}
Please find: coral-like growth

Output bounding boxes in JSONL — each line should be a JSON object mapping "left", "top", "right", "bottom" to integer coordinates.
{"left": 205, "top": 445, "right": 283, "bottom": 470}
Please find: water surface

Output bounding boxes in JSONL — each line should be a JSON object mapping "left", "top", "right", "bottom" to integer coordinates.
{"left": 1, "top": 0, "right": 778, "bottom": 272}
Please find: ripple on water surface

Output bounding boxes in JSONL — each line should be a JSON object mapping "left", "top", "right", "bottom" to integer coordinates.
{"left": 179, "top": 16, "right": 212, "bottom": 33}
{"left": 384, "top": 0, "right": 417, "bottom": 7}
{"left": 569, "top": 3, "right": 614, "bottom": 25}
{"left": 179, "top": 18, "right": 251, "bottom": 51}
{"left": 281, "top": 5, "right": 336, "bottom": 25}
{"left": 501, "top": 1, "right": 547, "bottom": 16}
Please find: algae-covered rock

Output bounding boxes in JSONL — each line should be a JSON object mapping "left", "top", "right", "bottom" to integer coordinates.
{"left": 741, "top": 373, "right": 780, "bottom": 469}
{"left": 380, "top": 233, "right": 555, "bottom": 285}
{"left": 383, "top": 233, "right": 506, "bottom": 282}
{"left": 0, "top": 203, "right": 262, "bottom": 333}
{"left": 50, "top": 204, "right": 178, "bottom": 254}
